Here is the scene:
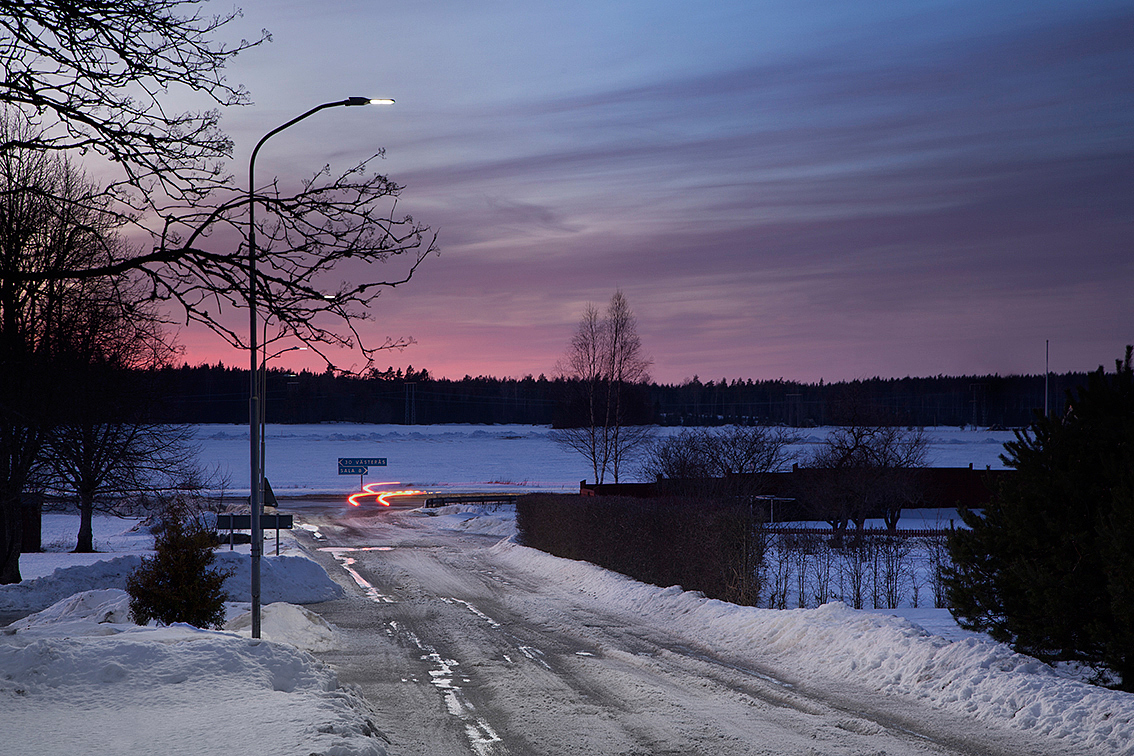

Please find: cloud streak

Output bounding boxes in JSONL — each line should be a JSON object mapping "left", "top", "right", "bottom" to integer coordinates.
{"left": 193, "top": 0, "right": 1132, "bottom": 383}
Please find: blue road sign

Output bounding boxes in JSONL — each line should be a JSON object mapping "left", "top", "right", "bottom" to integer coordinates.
{"left": 338, "top": 457, "right": 387, "bottom": 467}
{"left": 338, "top": 465, "right": 368, "bottom": 475}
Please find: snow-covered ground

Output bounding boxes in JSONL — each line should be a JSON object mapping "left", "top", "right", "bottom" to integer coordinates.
{"left": 195, "top": 423, "right": 1018, "bottom": 497}
{"left": 2, "top": 516, "right": 383, "bottom": 756}
{"left": 8, "top": 508, "right": 1131, "bottom": 755}
{"left": 5, "top": 425, "right": 1130, "bottom": 755}
{"left": 482, "top": 525, "right": 1134, "bottom": 755}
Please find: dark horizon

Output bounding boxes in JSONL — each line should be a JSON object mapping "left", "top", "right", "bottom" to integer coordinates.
{"left": 150, "top": 362, "right": 1093, "bottom": 429}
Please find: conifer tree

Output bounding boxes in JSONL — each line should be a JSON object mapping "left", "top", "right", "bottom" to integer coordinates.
{"left": 126, "top": 504, "right": 232, "bottom": 629}
{"left": 944, "top": 347, "right": 1134, "bottom": 688}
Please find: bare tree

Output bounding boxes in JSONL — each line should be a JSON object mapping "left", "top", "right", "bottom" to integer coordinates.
{"left": 0, "top": 0, "right": 263, "bottom": 202}
{"left": 36, "top": 273, "right": 209, "bottom": 553}
{"left": 803, "top": 424, "right": 929, "bottom": 547}
{"left": 640, "top": 424, "right": 798, "bottom": 500}
{"left": 603, "top": 291, "right": 653, "bottom": 482}
{"left": 1, "top": 3, "right": 435, "bottom": 365}
{"left": 554, "top": 291, "right": 653, "bottom": 484}
{"left": 0, "top": 2, "right": 437, "bottom": 581}
{"left": 0, "top": 125, "right": 135, "bottom": 581}
{"left": 557, "top": 303, "right": 606, "bottom": 484}
{"left": 639, "top": 429, "right": 715, "bottom": 484}
{"left": 41, "top": 421, "right": 206, "bottom": 552}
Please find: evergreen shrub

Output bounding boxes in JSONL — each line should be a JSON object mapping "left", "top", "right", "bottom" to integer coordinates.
{"left": 944, "top": 347, "right": 1134, "bottom": 689}
{"left": 126, "top": 503, "right": 232, "bottom": 628}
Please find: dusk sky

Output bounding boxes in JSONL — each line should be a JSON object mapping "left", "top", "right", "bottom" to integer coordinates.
{"left": 177, "top": 0, "right": 1132, "bottom": 384}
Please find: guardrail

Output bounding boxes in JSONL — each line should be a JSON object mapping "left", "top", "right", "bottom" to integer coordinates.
{"left": 767, "top": 526, "right": 952, "bottom": 539}
{"left": 424, "top": 494, "right": 519, "bottom": 509}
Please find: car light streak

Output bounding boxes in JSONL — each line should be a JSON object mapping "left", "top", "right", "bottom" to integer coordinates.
{"left": 348, "top": 481, "right": 424, "bottom": 507}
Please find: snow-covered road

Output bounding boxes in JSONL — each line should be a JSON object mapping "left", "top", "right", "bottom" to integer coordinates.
{"left": 294, "top": 506, "right": 1095, "bottom": 756}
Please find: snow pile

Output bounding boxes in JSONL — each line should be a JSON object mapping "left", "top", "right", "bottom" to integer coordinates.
{"left": 2, "top": 591, "right": 385, "bottom": 756}
{"left": 225, "top": 602, "right": 339, "bottom": 652}
{"left": 0, "top": 552, "right": 342, "bottom": 614}
{"left": 3, "top": 577, "right": 380, "bottom": 755}
{"left": 5, "top": 588, "right": 133, "bottom": 634}
{"left": 0, "top": 555, "right": 143, "bottom": 614}
{"left": 217, "top": 552, "right": 345, "bottom": 604}
{"left": 418, "top": 503, "right": 518, "bottom": 537}
{"left": 749, "top": 603, "right": 1132, "bottom": 752}
{"left": 6, "top": 589, "right": 338, "bottom": 653}
{"left": 489, "top": 537, "right": 1134, "bottom": 755}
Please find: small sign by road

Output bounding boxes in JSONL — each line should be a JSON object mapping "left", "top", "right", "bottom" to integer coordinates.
{"left": 338, "top": 457, "right": 387, "bottom": 476}
{"left": 339, "top": 457, "right": 387, "bottom": 467}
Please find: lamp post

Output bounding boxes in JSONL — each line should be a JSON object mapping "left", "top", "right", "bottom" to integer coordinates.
{"left": 248, "top": 97, "right": 393, "bottom": 639}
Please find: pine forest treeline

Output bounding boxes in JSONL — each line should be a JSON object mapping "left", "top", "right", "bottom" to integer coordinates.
{"left": 148, "top": 364, "right": 1087, "bottom": 428}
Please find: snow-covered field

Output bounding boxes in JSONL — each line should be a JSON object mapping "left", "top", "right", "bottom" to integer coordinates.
{"left": 197, "top": 423, "right": 1018, "bottom": 497}
{"left": 4, "top": 424, "right": 1131, "bottom": 755}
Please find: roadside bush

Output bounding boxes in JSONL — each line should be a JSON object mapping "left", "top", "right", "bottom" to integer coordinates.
{"left": 126, "top": 502, "right": 232, "bottom": 628}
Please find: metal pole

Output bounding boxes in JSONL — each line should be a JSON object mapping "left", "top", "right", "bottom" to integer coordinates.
{"left": 248, "top": 97, "right": 392, "bottom": 639}
{"left": 1045, "top": 339, "right": 1050, "bottom": 418}
{"left": 248, "top": 145, "right": 261, "bottom": 640}
{"left": 260, "top": 320, "right": 268, "bottom": 507}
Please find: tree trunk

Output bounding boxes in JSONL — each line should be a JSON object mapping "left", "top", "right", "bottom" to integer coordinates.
{"left": 76, "top": 490, "right": 95, "bottom": 553}
{"left": 884, "top": 507, "right": 902, "bottom": 533}
{"left": 827, "top": 518, "right": 846, "bottom": 549}
{"left": 0, "top": 491, "right": 23, "bottom": 584}
{"left": 851, "top": 515, "right": 868, "bottom": 548}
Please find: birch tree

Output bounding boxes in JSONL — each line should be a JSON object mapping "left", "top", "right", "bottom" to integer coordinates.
{"left": 554, "top": 291, "right": 652, "bottom": 484}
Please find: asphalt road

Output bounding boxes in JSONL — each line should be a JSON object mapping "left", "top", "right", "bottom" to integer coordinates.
{"left": 292, "top": 505, "right": 1083, "bottom": 756}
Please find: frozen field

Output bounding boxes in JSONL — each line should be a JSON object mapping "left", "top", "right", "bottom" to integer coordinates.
{"left": 194, "top": 424, "right": 1018, "bottom": 497}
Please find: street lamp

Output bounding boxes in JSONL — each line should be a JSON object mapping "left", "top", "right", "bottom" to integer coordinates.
{"left": 248, "top": 97, "right": 393, "bottom": 638}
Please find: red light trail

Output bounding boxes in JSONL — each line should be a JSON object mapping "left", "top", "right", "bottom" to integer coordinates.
{"left": 348, "top": 482, "right": 424, "bottom": 507}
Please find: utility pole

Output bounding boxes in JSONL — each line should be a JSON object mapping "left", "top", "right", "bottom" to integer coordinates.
{"left": 405, "top": 382, "right": 416, "bottom": 425}
{"left": 1045, "top": 339, "right": 1050, "bottom": 417}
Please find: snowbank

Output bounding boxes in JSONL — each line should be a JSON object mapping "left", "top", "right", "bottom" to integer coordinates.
{"left": 0, "top": 552, "right": 343, "bottom": 614}
{"left": 2, "top": 514, "right": 373, "bottom": 756}
{"left": 225, "top": 602, "right": 340, "bottom": 652}
{"left": 3, "top": 590, "right": 384, "bottom": 756}
{"left": 488, "top": 537, "right": 1134, "bottom": 755}
{"left": 416, "top": 503, "right": 518, "bottom": 537}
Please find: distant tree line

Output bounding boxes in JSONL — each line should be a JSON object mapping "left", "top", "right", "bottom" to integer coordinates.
{"left": 147, "top": 363, "right": 1086, "bottom": 428}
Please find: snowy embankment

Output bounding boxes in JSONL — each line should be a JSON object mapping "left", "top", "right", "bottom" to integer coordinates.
{"left": 1, "top": 516, "right": 385, "bottom": 756}
{"left": 2, "top": 592, "right": 384, "bottom": 756}
{"left": 421, "top": 502, "right": 1133, "bottom": 753}
{"left": 484, "top": 531, "right": 1134, "bottom": 755}
{"left": 0, "top": 552, "right": 340, "bottom": 616}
